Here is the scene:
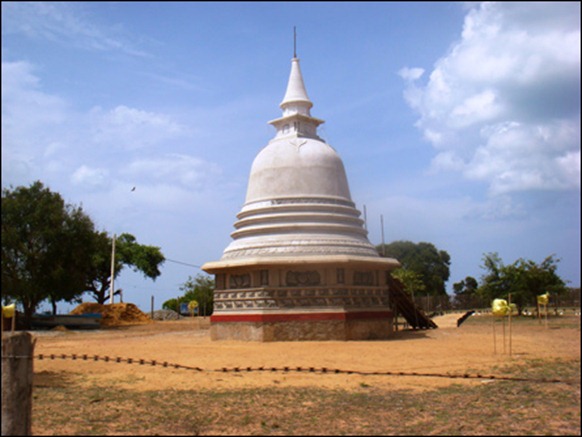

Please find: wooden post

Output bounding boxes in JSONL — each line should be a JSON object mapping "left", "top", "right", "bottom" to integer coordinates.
{"left": 492, "top": 319, "right": 497, "bottom": 355}
{"left": 109, "top": 233, "right": 116, "bottom": 305}
{"left": 508, "top": 293, "right": 512, "bottom": 357}
{"left": 2, "top": 332, "right": 35, "bottom": 436}
{"left": 502, "top": 317, "right": 506, "bottom": 354}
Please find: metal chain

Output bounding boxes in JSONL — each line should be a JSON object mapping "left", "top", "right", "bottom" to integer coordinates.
{"left": 32, "top": 353, "right": 576, "bottom": 385}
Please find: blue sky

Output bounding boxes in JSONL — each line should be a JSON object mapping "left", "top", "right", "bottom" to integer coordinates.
{"left": 2, "top": 2, "right": 580, "bottom": 314}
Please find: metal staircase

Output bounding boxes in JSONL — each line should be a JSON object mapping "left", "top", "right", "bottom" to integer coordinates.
{"left": 387, "top": 276, "right": 438, "bottom": 330}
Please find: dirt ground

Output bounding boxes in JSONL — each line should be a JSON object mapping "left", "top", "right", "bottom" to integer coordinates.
{"left": 31, "top": 312, "right": 580, "bottom": 394}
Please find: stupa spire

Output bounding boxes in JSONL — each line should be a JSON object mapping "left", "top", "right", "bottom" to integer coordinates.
{"left": 280, "top": 27, "right": 312, "bottom": 110}
{"left": 270, "top": 33, "right": 324, "bottom": 140}
{"left": 294, "top": 25, "right": 297, "bottom": 58}
{"left": 280, "top": 57, "right": 312, "bottom": 110}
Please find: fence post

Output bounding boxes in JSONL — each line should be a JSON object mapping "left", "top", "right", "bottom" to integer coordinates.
{"left": 2, "top": 332, "right": 35, "bottom": 436}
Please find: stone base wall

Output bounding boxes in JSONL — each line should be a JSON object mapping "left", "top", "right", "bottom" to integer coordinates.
{"left": 210, "top": 313, "right": 393, "bottom": 342}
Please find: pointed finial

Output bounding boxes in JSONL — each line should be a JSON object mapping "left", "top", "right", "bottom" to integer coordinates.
{"left": 293, "top": 26, "right": 297, "bottom": 58}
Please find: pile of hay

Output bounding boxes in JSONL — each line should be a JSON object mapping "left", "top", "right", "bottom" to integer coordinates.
{"left": 70, "top": 303, "right": 151, "bottom": 327}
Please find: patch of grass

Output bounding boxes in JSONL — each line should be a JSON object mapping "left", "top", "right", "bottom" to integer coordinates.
{"left": 32, "top": 358, "right": 580, "bottom": 435}
{"left": 464, "top": 313, "right": 580, "bottom": 330}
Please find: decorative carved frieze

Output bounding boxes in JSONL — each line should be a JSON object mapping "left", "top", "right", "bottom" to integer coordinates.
{"left": 229, "top": 274, "right": 251, "bottom": 289}
{"left": 337, "top": 268, "right": 345, "bottom": 284}
{"left": 216, "top": 274, "right": 226, "bottom": 289}
{"left": 354, "top": 271, "right": 375, "bottom": 286}
{"left": 213, "top": 287, "right": 390, "bottom": 311}
{"left": 260, "top": 269, "right": 269, "bottom": 286}
{"left": 286, "top": 271, "right": 321, "bottom": 286}
{"left": 267, "top": 197, "right": 355, "bottom": 207}
{"left": 221, "top": 240, "right": 379, "bottom": 259}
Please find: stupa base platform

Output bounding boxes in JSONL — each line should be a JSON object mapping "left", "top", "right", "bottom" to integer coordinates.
{"left": 210, "top": 310, "right": 393, "bottom": 341}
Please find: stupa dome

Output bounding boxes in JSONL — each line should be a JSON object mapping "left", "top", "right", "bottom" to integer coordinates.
{"left": 244, "top": 138, "right": 351, "bottom": 204}
{"left": 208, "top": 57, "right": 391, "bottom": 265}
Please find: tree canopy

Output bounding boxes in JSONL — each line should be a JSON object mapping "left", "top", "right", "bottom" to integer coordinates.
{"left": 452, "top": 276, "right": 479, "bottom": 308}
{"left": 477, "top": 252, "right": 567, "bottom": 313}
{"left": 377, "top": 241, "right": 451, "bottom": 295}
{"left": 2, "top": 181, "right": 96, "bottom": 324}
{"left": 391, "top": 269, "right": 426, "bottom": 297}
{"left": 2, "top": 181, "right": 167, "bottom": 323}
{"left": 85, "top": 232, "right": 165, "bottom": 304}
{"left": 163, "top": 274, "right": 214, "bottom": 317}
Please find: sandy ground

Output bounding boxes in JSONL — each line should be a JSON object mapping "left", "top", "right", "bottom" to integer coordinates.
{"left": 32, "top": 313, "right": 580, "bottom": 393}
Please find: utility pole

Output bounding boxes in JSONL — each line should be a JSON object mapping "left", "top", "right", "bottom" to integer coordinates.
{"left": 380, "top": 214, "right": 386, "bottom": 256}
{"left": 109, "top": 233, "right": 116, "bottom": 304}
{"left": 108, "top": 186, "right": 134, "bottom": 305}
{"left": 363, "top": 205, "right": 368, "bottom": 231}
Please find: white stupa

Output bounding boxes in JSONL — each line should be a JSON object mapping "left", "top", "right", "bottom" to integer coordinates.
{"left": 202, "top": 53, "right": 400, "bottom": 341}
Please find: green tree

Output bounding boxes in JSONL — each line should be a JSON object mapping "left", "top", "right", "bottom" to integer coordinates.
{"left": 392, "top": 269, "right": 426, "bottom": 298}
{"left": 85, "top": 232, "right": 165, "bottom": 304}
{"left": 84, "top": 231, "right": 116, "bottom": 305}
{"left": 377, "top": 241, "right": 451, "bottom": 295}
{"left": 162, "top": 298, "right": 181, "bottom": 314}
{"left": 477, "top": 252, "right": 567, "bottom": 313}
{"left": 452, "top": 276, "right": 479, "bottom": 309}
{"left": 163, "top": 274, "right": 215, "bottom": 316}
{"left": 180, "top": 274, "right": 214, "bottom": 317}
{"left": 2, "top": 181, "right": 96, "bottom": 324}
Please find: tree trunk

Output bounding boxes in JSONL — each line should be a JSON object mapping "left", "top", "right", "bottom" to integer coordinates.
{"left": 22, "top": 300, "right": 36, "bottom": 330}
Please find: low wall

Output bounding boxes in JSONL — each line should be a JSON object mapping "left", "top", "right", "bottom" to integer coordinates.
{"left": 210, "top": 311, "right": 393, "bottom": 341}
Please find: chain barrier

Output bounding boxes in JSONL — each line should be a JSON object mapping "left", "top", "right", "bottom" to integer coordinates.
{"left": 33, "top": 353, "right": 577, "bottom": 385}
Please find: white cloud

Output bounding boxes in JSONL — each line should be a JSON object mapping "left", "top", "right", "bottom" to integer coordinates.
{"left": 126, "top": 154, "right": 221, "bottom": 187}
{"left": 398, "top": 67, "right": 424, "bottom": 81}
{"left": 366, "top": 191, "right": 527, "bottom": 251}
{"left": 2, "top": 61, "right": 69, "bottom": 125}
{"left": 1, "top": 56, "right": 237, "bottom": 259}
{"left": 450, "top": 89, "right": 501, "bottom": 127}
{"left": 1, "top": 2, "right": 149, "bottom": 57}
{"left": 2, "top": 60, "right": 190, "bottom": 189}
{"left": 401, "top": 1, "right": 581, "bottom": 195}
{"left": 89, "top": 105, "right": 188, "bottom": 150}
{"left": 1, "top": 61, "right": 72, "bottom": 184}
{"left": 555, "top": 150, "right": 581, "bottom": 188}
{"left": 71, "top": 165, "right": 110, "bottom": 189}
{"left": 430, "top": 150, "right": 465, "bottom": 173}
{"left": 464, "top": 120, "right": 581, "bottom": 194}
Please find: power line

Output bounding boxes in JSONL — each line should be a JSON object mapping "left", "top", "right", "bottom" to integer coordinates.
{"left": 165, "top": 258, "right": 202, "bottom": 269}
{"left": 122, "top": 280, "right": 194, "bottom": 292}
